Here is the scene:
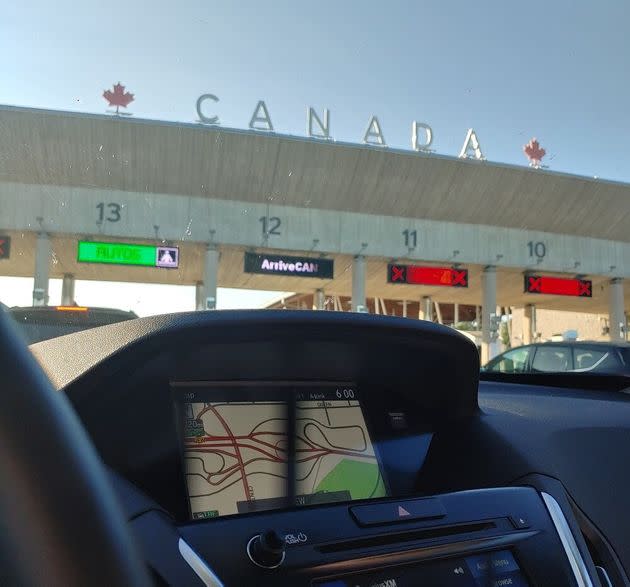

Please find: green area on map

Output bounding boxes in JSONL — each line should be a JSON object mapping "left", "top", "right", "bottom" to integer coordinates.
{"left": 314, "top": 459, "right": 386, "bottom": 499}
{"left": 77, "top": 241, "right": 157, "bottom": 266}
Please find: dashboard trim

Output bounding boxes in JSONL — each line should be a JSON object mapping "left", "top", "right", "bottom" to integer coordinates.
{"left": 541, "top": 492, "right": 593, "bottom": 587}
{"left": 298, "top": 531, "right": 540, "bottom": 576}
{"left": 595, "top": 565, "right": 613, "bottom": 587}
{"left": 178, "top": 537, "right": 224, "bottom": 587}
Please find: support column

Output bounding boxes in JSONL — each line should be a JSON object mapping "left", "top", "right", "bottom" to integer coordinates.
{"left": 419, "top": 296, "right": 433, "bottom": 321}
{"left": 434, "top": 302, "right": 443, "bottom": 324}
{"left": 523, "top": 304, "right": 536, "bottom": 345}
{"left": 402, "top": 299, "right": 408, "bottom": 318}
{"left": 198, "top": 245, "right": 219, "bottom": 311}
{"left": 351, "top": 255, "right": 367, "bottom": 312}
{"left": 32, "top": 232, "right": 50, "bottom": 306}
{"left": 453, "top": 303, "right": 459, "bottom": 326}
{"left": 195, "top": 281, "right": 204, "bottom": 311}
{"left": 61, "top": 274, "right": 76, "bottom": 306}
{"left": 481, "top": 266, "right": 498, "bottom": 364}
{"left": 314, "top": 289, "right": 325, "bottom": 310}
{"left": 609, "top": 278, "right": 626, "bottom": 342}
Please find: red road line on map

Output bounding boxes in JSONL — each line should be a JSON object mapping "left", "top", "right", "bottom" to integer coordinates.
{"left": 189, "top": 440, "right": 371, "bottom": 462}
{"left": 191, "top": 436, "right": 318, "bottom": 452}
{"left": 196, "top": 432, "right": 319, "bottom": 452}
{"left": 191, "top": 410, "right": 373, "bottom": 494}
{"left": 186, "top": 448, "right": 237, "bottom": 458}
{"left": 188, "top": 440, "right": 371, "bottom": 461}
{"left": 189, "top": 440, "right": 320, "bottom": 455}
{"left": 204, "top": 405, "right": 251, "bottom": 502}
{"left": 189, "top": 443, "right": 284, "bottom": 461}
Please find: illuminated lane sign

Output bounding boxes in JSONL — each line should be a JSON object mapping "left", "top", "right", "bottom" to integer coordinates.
{"left": 0, "top": 236, "right": 10, "bottom": 259}
{"left": 77, "top": 241, "right": 179, "bottom": 269}
{"left": 388, "top": 264, "right": 468, "bottom": 287}
{"left": 525, "top": 275, "right": 592, "bottom": 297}
{"left": 244, "top": 252, "right": 333, "bottom": 279}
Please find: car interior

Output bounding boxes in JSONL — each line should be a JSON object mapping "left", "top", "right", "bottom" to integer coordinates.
{"left": 2, "top": 308, "right": 628, "bottom": 586}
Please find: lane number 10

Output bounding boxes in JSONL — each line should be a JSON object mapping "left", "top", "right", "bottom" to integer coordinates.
{"left": 527, "top": 241, "right": 547, "bottom": 258}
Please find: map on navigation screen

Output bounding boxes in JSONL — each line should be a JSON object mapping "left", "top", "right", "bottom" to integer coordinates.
{"left": 175, "top": 385, "right": 387, "bottom": 520}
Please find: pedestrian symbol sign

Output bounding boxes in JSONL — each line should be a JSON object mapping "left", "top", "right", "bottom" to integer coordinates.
{"left": 156, "top": 246, "right": 179, "bottom": 268}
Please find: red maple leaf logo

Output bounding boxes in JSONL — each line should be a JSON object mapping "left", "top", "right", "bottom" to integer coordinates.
{"left": 523, "top": 138, "right": 546, "bottom": 166}
{"left": 103, "top": 82, "right": 134, "bottom": 112}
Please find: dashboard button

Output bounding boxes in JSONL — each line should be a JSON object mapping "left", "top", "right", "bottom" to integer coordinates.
{"left": 509, "top": 516, "right": 530, "bottom": 529}
{"left": 316, "top": 560, "right": 476, "bottom": 587}
{"left": 350, "top": 497, "right": 446, "bottom": 526}
{"left": 246, "top": 530, "right": 286, "bottom": 569}
{"left": 404, "top": 558, "right": 476, "bottom": 586}
{"left": 474, "top": 571, "right": 529, "bottom": 587}
{"left": 466, "top": 550, "right": 520, "bottom": 578}
{"left": 281, "top": 529, "right": 309, "bottom": 546}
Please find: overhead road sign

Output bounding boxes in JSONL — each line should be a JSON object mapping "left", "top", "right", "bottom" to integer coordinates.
{"left": 77, "top": 241, "right": 179, "bottom": 269}
{"left": 525, "top": 275, "right": 592, "bottom": 297}
{"left": 388, "top": 264, "right": 468, "bottom": 287}
{"left": 244, "top": 252, "right": 333, "bottom": 279}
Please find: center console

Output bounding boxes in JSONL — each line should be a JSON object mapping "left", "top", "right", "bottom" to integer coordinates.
{"left": 165, "top": 378, "right": 593, "bottom": 585}
{"left": 172, "top": 486, "right": 591, "bottom": 586}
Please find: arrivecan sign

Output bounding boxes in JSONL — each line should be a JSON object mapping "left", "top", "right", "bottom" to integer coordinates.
{"left": 244, "top": 252, "right": 333, "bottom": 279}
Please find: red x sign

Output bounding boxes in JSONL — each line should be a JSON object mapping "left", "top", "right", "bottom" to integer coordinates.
{"left": 525, "top": 275, "right": 592, "bottom": 298}
{"left": 388, "top": 265, "right": 406, "bottom": 283}
{"left": 527, "top": 276, "right": 542, "bottom": 293}
{"left": 388, "top": 264, "right": 468, "bottom": 288}
{"left": 577, "top": 280, "right": 591, "bottom": 297}
{"left": 452, "top": 270, "right": 468, "bottom": 287}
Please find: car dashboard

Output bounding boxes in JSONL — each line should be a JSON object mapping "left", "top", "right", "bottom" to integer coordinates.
{"left": 31, "top": 311, "right": 630, "bottom": 586}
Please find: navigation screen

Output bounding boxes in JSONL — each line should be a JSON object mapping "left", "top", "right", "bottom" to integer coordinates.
{"left": 173, "top": 383, "right": 387, "bottom": 520}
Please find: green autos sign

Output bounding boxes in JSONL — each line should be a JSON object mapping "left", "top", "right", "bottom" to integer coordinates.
{"left": 77, "top": 241, "right": 179, "bottom": 268}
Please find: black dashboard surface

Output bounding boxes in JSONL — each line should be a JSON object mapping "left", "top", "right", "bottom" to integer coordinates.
{"left": 33, "top": 310, "right": 479, "bottom": 522}
{"left": 30, "top": 311, "right": 630, "bottom": 583}
{"left": 424, "top": 381, "right": 630, "bottom": 575}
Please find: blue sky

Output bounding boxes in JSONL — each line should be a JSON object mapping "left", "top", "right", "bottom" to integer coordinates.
{"left": 3, "top": 0, "right": 629, "bottom": 180}
{"left": 1, "top": 1, "right": 629, "bottom": 312}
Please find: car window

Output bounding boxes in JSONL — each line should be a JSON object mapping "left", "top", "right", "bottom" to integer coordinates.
{"left": 1, "top": 3, "right": 629, "bottom": 358}
{"left": 8, "top": 308, "right": 136, "bottom": 344}
{"left": 572, "top": 347, "right": 623, "bottom": 373}
{"left": 531, "top": 346, "right": 572, "bottom": 372}
{"left": 573, "top": 348, "right": 607, "bottom": 370}
{"left": 619, "top": 349, "right": 630, "bottom": 367}
{"left": 14, "top": 321, "right": 89, "bottom": 345}
{"left": 486, "top": 347, "right": 532, "bottom": 373}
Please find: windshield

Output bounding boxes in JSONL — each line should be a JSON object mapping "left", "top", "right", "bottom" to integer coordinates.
{"left": 1, "top": 1, "right": 628, "bottom": 372}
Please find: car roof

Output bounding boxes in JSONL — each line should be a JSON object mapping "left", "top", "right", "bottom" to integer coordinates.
{"left": 8, "top": 306, "right": 138, "bottom": 318}
{"left": 530, "top": 340, "right": 630, "bottom": 349}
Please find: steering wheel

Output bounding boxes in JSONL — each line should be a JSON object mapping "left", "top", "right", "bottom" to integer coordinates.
{"left": 0, "top": 310, "right": 151, "bottom": 586}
